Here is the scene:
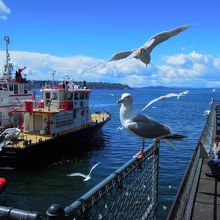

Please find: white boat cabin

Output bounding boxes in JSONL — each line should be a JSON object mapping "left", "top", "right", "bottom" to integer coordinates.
{"left": 22, "top": 83, "right": 91, "bottom": 136}
{"left": 0, "top": 36, "right": 32, "bottom": 129}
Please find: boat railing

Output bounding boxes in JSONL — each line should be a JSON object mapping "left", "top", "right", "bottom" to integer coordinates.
{"left": 36, "top": 100, "right": 75, "bottom": 111}
{"left": 11, "top": 99, "right": 75, "bottom": 113}
{"left": 166, "top": 101, "right": 216, "bottom": 220}
{"left": 0, "top": 140, "right": 160, "bottom": 220}
{"left": 91, "top": 112, "right": 111, "bottom": 123}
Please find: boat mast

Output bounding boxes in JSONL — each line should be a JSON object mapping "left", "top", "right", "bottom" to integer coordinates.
{"left": 3, "top": 36, "right": 13, "bottom": 80}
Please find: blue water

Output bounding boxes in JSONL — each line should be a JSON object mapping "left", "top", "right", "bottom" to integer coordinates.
{"left": 0, "top": 87, "right": 218, "bottom": 219}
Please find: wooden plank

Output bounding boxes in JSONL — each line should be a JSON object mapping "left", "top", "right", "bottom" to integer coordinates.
{"left": 191, "top": 157, "right": 220, "bottom": 219}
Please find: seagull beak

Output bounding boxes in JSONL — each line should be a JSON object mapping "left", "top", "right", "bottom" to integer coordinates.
{"left": 117, "top": 98, "right": 123, "bottom": 104}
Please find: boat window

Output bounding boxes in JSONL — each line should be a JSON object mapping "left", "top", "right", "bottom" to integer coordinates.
{"left": 67, "top": 92, "right": 73, "bottom": 100}
{"left": 74, "top": 93, "right": 79, "bottom": 100}
{"left": 46, "top": 92, "right": 50, "bottom": 99}
{"left": 52, "top": 92, "right": 58, "bottom": 100}
{"left": 14, "top": 84, "right": 18, "bottom": 94}
{"left": 9, "top": 84, "right": 13, "bottom": 91}
{"left": 85, "top": 92, "right": 90, "bottom": 99}
{"left": 24, "top": 84, "right": 28, "bottom": 94}
{"left": 80, "top": 93, "right": 85, "bottom": 100}
{"left": 45, "top": 92, "right": 51, "bottom": 103}
{"left": 73, "top": 109, "right": 76, "bottom": 119}
{"left": 3, "top": 84, "right": 8, "bottom": 91}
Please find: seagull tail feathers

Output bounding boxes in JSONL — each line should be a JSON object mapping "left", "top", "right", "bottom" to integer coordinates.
{"left": 159, "top": 133, "right": 186, "bottom": 149}
{"left": 163, "top": 133, "right": 186, "bottom": 140}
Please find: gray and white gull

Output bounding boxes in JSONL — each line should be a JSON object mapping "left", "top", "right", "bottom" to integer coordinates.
{"left": 118, "top": 93, "right": 186, "bottom": 159}
{"left": 109, "top": 25, "right": 191, "bottom": 66}
{"left": 140, "top": 90, "right": 189, "bottom": 111}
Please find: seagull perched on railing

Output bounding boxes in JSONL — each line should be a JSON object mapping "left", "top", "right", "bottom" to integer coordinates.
{"left": 118, "top": 93, "right": 186, "bottom": 159}
{"left": 141, "top": 90, "right": 189, "bottom": 111}
{"left": 67, "top": 162, "right": 100, "bottom": 182}
{"left": 108, "top": 25, "right": 191, "bottom": 66}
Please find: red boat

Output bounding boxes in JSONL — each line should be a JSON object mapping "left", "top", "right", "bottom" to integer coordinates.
{"left": 0, "top": 177, "right": 7, "bottom": 193}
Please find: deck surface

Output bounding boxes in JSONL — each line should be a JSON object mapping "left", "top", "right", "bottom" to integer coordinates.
{"left": 191, "top": 155, "right": 220, "bottom": 220}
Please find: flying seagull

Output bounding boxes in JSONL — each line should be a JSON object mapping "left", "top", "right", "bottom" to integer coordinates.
{"left": 203, "top": 110, "right": 210, "bottom": 117}
{"left": 118, "top": 93, "right": 186, "bottom": 159}
{"left": 67, "top": 162, "right": 100, "bottom": 181}
{"left": 141, "top": 90, "right": 189, "bottom": 111}
{"left": 109, "top": 25, "right": 191, "bottom": 66}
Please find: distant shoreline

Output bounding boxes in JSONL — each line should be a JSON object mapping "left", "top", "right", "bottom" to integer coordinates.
{"left": 29, "top": 80, "right": 219, "bottom": 90}
{"left": 29, "top": 80, "right": 132, "bottom": 90}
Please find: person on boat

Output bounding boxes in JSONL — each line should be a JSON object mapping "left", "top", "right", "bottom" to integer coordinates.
{"left": 206, "top": 136, "right": 220, "bottom": 178}
{"left": 15, "top": 66, "right": 26, "bottom": 82}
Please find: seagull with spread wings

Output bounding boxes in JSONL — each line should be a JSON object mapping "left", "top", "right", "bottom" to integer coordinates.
{"left": 67, "top": 162, "right": 100, "bottom": 182}
{"left": 108, "top": 25, "right": 191, "bottom": 66}
{"left": 140, "top": 90, "right": 189, "bottom": 111}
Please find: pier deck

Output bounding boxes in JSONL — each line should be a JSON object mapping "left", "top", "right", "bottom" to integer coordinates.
{"left": 191, "top": 155, "right": 220, "bottom": 219}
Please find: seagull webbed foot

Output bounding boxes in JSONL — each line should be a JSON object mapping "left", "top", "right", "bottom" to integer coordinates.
{"left": 133, "top": 150, "right": 144, "bottom": 159}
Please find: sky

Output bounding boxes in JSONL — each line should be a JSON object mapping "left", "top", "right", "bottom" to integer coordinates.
{"left": 0, "top": 0, "right": 220, "bottom": 88}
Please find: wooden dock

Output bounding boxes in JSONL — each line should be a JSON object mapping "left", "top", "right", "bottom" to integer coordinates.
{"left": 191, "top": 155, "right": 220, "bottom": 220}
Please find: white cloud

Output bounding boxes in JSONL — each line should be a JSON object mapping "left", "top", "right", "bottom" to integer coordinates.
{"left": 0, "top": 0, "right": 11, "bottom": 20}
{"left": 0, "top": 50, "right": 220, "bottom": 88}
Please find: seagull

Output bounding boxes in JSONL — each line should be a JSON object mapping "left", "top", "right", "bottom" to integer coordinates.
{"left": 118, "top": 93, "right": 186, "bottom": 159}
{"left": 108, "top": 25, "right": 191, "bottom": 66}
{"left": 67, "top": 162, "right": 100, "bottom": 181}
{"left": 209, "top": 98, "right": 214, "bottom": 105}
{"left": 141, "top": 90, "right": 189, "bottom": 111}
{"left": 203, "top": 110, "right": 210, "bottom": 117}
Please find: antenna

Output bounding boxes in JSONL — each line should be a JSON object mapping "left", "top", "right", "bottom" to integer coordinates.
{"left": 52, "top": 71, "right": 56, "bottom": 89}
{"left": 3, "top": 36, "right": 13, "bottom": 80}
{"left": 4, "top": 36, "right": 9, "bottom": 66}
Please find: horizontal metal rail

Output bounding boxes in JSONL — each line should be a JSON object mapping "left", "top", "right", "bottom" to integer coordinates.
{"left": 0, "top": 206, "right": 44, "bottom": 220}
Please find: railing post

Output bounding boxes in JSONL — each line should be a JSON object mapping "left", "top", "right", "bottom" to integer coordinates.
{"left": 46, "top": 204, "right": 65, "bottom": 220}
{"left": 151, "top": 139, "right": 160, "bottom": 220}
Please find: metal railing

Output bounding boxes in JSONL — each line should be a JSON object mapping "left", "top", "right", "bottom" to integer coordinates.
{"left": 0, "top": 140, "right": 160, "bottom": 220}
{"left": 55, "top": 141, "right": 160, "bottom": 220}
{"left": 166, "top": 102, "right": 216, "bottom": 220}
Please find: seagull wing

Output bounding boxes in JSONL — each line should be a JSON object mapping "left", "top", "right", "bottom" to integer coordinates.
{"left": 163, "top": 93, "right": 178, "bottom": 98}
{"left": 164, "top": 90, "right": 189, "bottom": 99}
{"left": 126, "top": 113, "right": 171, "bottom": 139}
{"left": 141, "top": 96, "right": 164, "bottom": 111}
{"left": 141, "top": 90, "right": 189, "bottom": 112}
{"left": 67, "top": 172, "right": 87, "bottom": 179}
{"left": 108, "top": 51, "right": 134, "bottom": 62}
{"left": 176, "top": 90, "right": 189, "bottom": 99}
{"left": 178, "top": 90, "right": 189, "bottom": 96}
{"left": 145, "top": 25, "right": 191, "bottom": 53}
{"left": 88, "top": 162, "right": 100, "bottom": 176}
